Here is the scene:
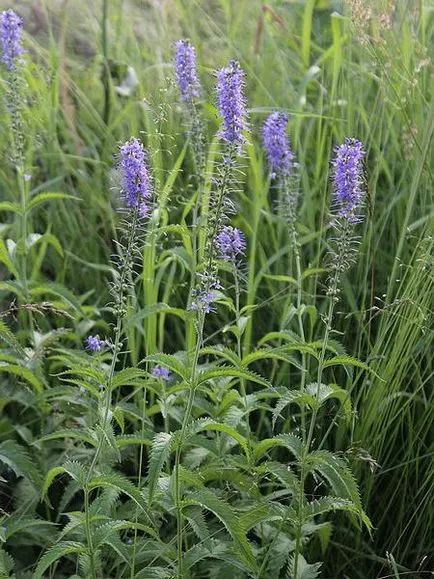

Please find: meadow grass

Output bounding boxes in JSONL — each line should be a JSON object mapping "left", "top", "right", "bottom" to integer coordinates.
{"left": 0, "top": 1, "right": 432, "bottom": 577}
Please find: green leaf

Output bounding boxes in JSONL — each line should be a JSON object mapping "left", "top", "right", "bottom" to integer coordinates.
{"left": 30, "top": 282, "right": 85, "bottom": 315}
{"left": 147, "top": 431, "right": 173, "bottom": 503}
{"left": 303, "top": 496, "right": 356, "bottom": 519}
{"left": 287, "top": 554, "right": 322, "bottom": 579}
{"left": 0, "top": 201, "right": 21, "bottom": 214}
{"left": 37, "top": 429, "right": 97, "bottom": 447}
{"left": 146, "top": 353, "right": 190, "bottom": 381}
{"left": 63, "top": 460, "right": 89, "bottom": 488}
{"left": 135, "top": 568, "right": 172, "bottom": 579}
{"left": 307, "top": 450, "right": 371, "bottom": 530}
{"left": 28, "top": 192, "right": 80, "bottom": 211}
{"left": 0, "top": 363, "right": 43, "bottom": 393}
{"left": 0, "top": 319, "right": 27, "bottom": 359}
{"left": 323, "top": 355, "right": 377, "bottom": 375}
{"left": 196, "top": 366, "right": 271, "bottom": 389}
{"left": 183, "top": 488, "right": 256, "bottom": 571}
{"left": 42, "top": 466, "right": 67, "bottom": 498}
{"left": 305, "top": 382, "right": 352, "bottom": 420}
{"left": 272, "top": 390, "right": 317, "bottom": 429}
{"left": 0, "top": 440, "right": 40, "bottom": 485}
{"left": 253, "top": 434, "right": 303, "bottom": 462}
{"left": 110, "top": 367, "right": 148, "bottom": 391}
{"left": 239, "top": 502, "right": 286, "bottom": 530}
{"left": 88, "top": 473, "right": 152, "bottom": 523}
{"left": 242, "top": 346, "right": 303, "bottom": 370}
{"left": 191, "top": 421, "right": 249, "bottom": 458}
{"left": 0, "top": 239, "right": 18, "bottom": 278}
{"left": 262, "top": 273, "right": 297, "bottom": 284}
{"left": 33, "top": 541, "right": 87, "bottom": 579}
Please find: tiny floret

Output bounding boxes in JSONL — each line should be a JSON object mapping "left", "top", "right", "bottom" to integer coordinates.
{"left": 217, "top": 60, "right": 248, "bottom": 148}
{"left": 263, "top": 112, "right": 294, "bottom": 177}
{"left": 86, "top": 335, "right": 106, "bottom": 352}
{"left": 119, "top": 138, "right": 152, "bottom": 217}
{"left": 174, "top": 40, "right": 200, "bottom": 104}
{"left": 0, "top": 10, "right": 23, "bottom": 71}
{"left": 215, "top": 226, "right": 246, "bottom": 263}
{"left": 152, "top": 365, "right": 171, "bottom": 381}
{"left": 332, "top": 138, "right": 366, "bottom": 222}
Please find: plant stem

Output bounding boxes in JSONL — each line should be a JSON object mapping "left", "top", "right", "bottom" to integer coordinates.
{"left": 175, "top": 312, "right": 204, "bottom": 578}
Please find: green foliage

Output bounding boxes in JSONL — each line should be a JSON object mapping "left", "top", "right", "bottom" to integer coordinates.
{"left": 0, "top": 1, "right": 431, "bottom": 578}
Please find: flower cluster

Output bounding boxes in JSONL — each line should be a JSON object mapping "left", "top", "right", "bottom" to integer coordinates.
{"left": 215, "top": 226, "right": 245, "bottom": 263}
{"left": 332, "top": 138, "right": 366, "bottom": 222}
{"left": 85, "top": 335, "right": 107, "bottom": 352}
{"left": 262, "top": 112, "right": 295, "bottom": 177}
{"left": 119, "top": 138, "right": 152, "bottom": 217}
{"left": 190, "top": 274, "right": 222, "bottom": 314}
{"left": 217, "top": 60, "right": 248, "bottom": 148}
{"left": 0, "top": 9, "right": 23, "bottom": 71}
{"left": 174, "top": 39, "right": 200, "bottom": 104}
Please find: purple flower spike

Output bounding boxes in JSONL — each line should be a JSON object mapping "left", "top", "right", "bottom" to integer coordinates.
{"left": 152, "top": 365, "right": 171, "bottom": 381}
{"left": 215, "top": 226, "right": 246, "bottom": 263}
{"left": 174, "top": 40, "right": 200, "bottom": 104}
{"left": 86, "top": 335, "right": 106, "bottom": 352}
{"left": 217, "top": 60, "right": 248, "bottom": 148}
{"left": 119, "top": 138, "right": 152, "bottom": 214}
{"left": 263, "top": 112, "right": 295, "bottom": 177}
{"left": 0, "top": 10, "right": 23, "bottom": 71}
{"left": 332, "top": 138, "right": 366, "bottom": 222}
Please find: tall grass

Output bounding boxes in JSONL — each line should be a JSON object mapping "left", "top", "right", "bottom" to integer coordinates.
{"left": 0, "top": 0, "right": 432, "bottom": 577}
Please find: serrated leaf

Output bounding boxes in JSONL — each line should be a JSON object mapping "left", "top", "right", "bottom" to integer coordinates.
{"left": 305, "top": 382, "right": 352, "bottom": 420}
{"left": 28, "top": 192, "right": 79, "bottom": 211}
{"left": 42, "top": 466, "right": 66, "bottom": 498}
{"left": 242, "top": 346, "right": 303, "bottom": 370}
{"left": 33, "top": 541, "right": 87, "bottom": 579}
{"left": 0, "top": 319, "right": 27, "bottom": 359}
{"left": 110, "top": 367, "right": 148, "bottom": 391}
{"left": 63, "top": 460, "right": 89, "bottom": 488}
{"left": 0, "top": 201, "right": 21, "bottom": 214}
{"left": 287, "top": 554, "right": 322, "bottom": 579}
{"left": 191, "top": 421, "right": 249, "bottom": 457}
{"left": 307, "top": 450, "right": 371, "bottom": 530}
{"left": 0, "top": 440, "right": 40, "bottom": 484}
{"left": 272, "top": 390, "right": 317, "bottom": 429}
{"left": 0, "top": 238, "right": 18, "bottom": 277}
{"left": 0, "top": 363, "right": 43, "bottom": 393}
{"left": 88, "top": 473, "right": 152, "bottom": 524}
{"left": 146, "top": 353, "right": 190, "bottom": 381}
{"left": 147, "top": 431, "right": 173, "bottom": 503}
{"left": 323, "top": 355, "right": 376, "bottom": 375}
{"left": 253, "top": 434, "right": 303, "bottom": 462}
{"left": 183, "top": 488, "right": 256, "bottom": 571}
{"left": 196, "top": 366, "right": 271, "bottom": 389}
{"left": 37, "top": 429, "right": 97, "bottom": 447}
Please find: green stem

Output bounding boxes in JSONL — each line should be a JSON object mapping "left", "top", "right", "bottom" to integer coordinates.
{"left": 293, "top": 269, "right": 338, "bottom": 579}
{"left": 175, "top": 313, "right": 204, "bottom": 578}
{"left": 84, "top": 209, "right": 139, "bottom": 575}
{"left": 84, "top": 487, "right": 96, "bottom": 578}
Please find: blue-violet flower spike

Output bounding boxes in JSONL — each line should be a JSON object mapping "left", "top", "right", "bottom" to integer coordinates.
{"left": 263, "top": 112, "right": 294, "bottom": 177}
{"left": 119, "top": 138, "right": 152, "bottom": 217}
{"left": 174, "top": 39, "right": 200, "bottom": 103}
{"left": 217, "top": 60, "right": 248, "bottom": 148}
{"left": 0, "top": 10, "right": 23, "bottom": 71}
{"left": 86, "top": 335, "right": 106, "bottom": 352}
{"left": 332, "top": 138, "right": 366, "bottom": 222}
{"left": 152, "top": 366, "right": 171, "bottom": 381}
{"left": 215, "top": 226, "right": 246, "bottom": 263}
